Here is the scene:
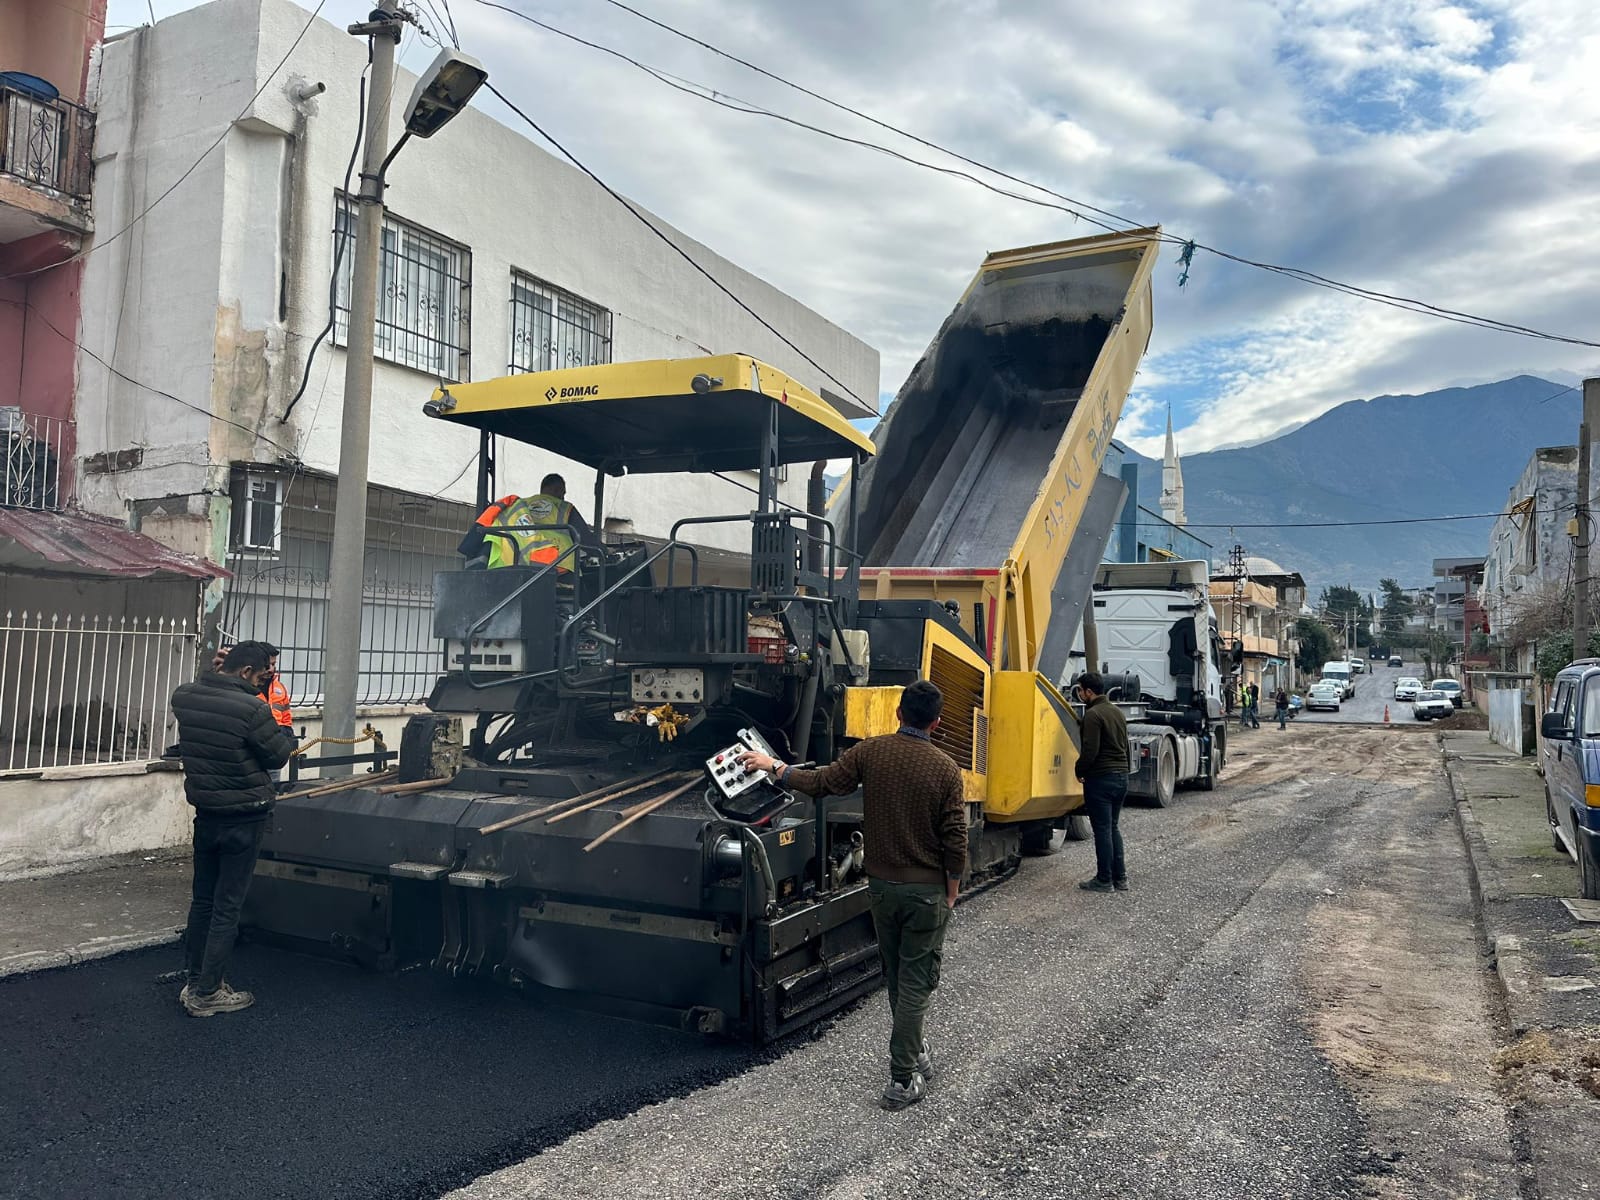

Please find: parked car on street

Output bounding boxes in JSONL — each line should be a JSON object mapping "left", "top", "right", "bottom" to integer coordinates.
{"left": 1306, "top": 681, "right": 1344, "bottom": 712}
{"left": 1393, "top": 677, "right": 1423, "bottom": 701}
{"left": 1412, "top": 690, "right": 1454, "bottom": 721}
{"left": 1430, "top": 678, "right": 1463, "bottom": 708}
{"left": 1349, "top": 658, "right": 1366, "bottom": 674}
{"left": 1320, "top": 661, "right": 1355, "bottom": 699}
{"left": 1539, "top": 660, "right": 1600, "bottom": 899}
{"left": 1388, "top": 655, "right": 1403, "bottom": 668}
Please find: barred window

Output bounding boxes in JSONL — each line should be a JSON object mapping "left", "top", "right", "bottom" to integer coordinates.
{"left": 334, "top": 196, "right": 471, "bottom": 380}
{"left": 508, "top": 272, "right": 612, "bottom": 374}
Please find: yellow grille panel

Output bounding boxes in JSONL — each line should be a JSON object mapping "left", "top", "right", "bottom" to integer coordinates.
{"left": 928, "top": 644, "right": 985, "bottom": 771}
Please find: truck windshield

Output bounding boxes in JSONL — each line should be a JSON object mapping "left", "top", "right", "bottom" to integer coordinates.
{"left": 1583, "top": 677, "right": 1600, "bottom": 737}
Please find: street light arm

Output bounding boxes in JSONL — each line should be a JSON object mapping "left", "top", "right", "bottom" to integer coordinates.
{"left": 377, "top": 130, "right": 413, "bottom": 185}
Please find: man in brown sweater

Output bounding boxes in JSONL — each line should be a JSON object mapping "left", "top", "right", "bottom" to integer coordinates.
{"left": 739, "top": 679, "right": 966, "bottom": 1111}
{"left": 1073, "top": 671, "right": 1131, "bottom": 893}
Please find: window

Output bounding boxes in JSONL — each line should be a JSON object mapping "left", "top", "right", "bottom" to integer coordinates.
{"left": 508, "top": 272, "right": 612, "bottom": 374}
{"left": 1583, "top": 678, "right": 1600, "bottom": 738}
{"left": 333, "top": 196, "right": 471, "bottom": 380}
{"left": 229, "top": 470, "right": 282, "bottom": 553}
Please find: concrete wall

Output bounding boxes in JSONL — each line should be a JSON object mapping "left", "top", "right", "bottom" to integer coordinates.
{"left": 79, "top": 0, "right": 879, "bottom": 554}
{"left": 0, "top": 761, "right": 189, "bottom": 879}
{"left": 1486, "top": 686, "right": 1532, "bottom": 756}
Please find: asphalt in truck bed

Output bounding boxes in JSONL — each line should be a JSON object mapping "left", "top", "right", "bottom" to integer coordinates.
{"left": 0, "top": 942, "right": 759, "bottom": 1199}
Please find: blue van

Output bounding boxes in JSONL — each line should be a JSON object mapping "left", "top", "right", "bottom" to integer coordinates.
{"left": 1540, "top": 660, "right": 1600, "bottom": 899}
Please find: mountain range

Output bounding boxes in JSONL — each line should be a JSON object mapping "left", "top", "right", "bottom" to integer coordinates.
{"left": 1128, "top": 375, "right": 1579, "bottom": 594}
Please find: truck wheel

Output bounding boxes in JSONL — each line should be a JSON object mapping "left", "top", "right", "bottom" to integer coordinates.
{"left": 1062, "top": 813, "right": 1091, "bottom": 841}
{"left": 1197, "top": 740, "right": 1219, "bottom": 791}
{"left": 1583, "top": 837, "right": 1600, "bottom": 902}
{"left": 1151, "top": 740, "right": 1176, "bottom": 808}
{"left": 1020, "top": 824, "right": 1056, "bottom": 857}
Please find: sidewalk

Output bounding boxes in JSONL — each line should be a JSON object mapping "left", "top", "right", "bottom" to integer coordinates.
{"left": 1442, "top": 729, "right": 1600, "bottom": 1200}
{"left": 0, "top": 849, "right": 189, "bottom": 978}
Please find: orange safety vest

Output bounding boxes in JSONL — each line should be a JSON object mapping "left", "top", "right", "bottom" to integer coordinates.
{"left": 267, "top": 677, "right": 293, "bottom": 727}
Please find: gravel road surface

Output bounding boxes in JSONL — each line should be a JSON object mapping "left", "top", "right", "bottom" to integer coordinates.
{"left": 4, "top": 725, "right": 1522, "bottom": 1200}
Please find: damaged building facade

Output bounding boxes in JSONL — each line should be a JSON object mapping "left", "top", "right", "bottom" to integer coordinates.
{"left": 74, "top": 0, "right": 878, "bottom": 720}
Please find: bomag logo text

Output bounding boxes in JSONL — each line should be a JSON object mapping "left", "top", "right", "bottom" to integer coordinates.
{"left": 548, "top": 384, "right": 600, "bottom": 401}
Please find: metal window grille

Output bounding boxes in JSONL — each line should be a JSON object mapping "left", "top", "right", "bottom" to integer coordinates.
{"left": 508, "top": 272, "right": 612, "bottom": 374}
{"left": 220, "top": 469, "right": 476, "bottom": 708}
{"left": 333, "top": 196, "right": 472, "bottom": 380}
{"left": 0, "top": 612, "right": 195, "bottom": 772}
{"left": 1, "top": 408, "right": 71, "bottom": 511}
{"left": 0, "top": 83, "right": 95, "bottom": 201}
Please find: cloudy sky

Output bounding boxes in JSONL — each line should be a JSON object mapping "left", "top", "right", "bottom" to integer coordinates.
{"left": 107, "top": 0, "right": 1600, "bottom": 455}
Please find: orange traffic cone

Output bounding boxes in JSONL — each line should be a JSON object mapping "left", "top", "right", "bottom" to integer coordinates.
{"left": 1383, "top": 705, "right": 1391, "bottom": 724}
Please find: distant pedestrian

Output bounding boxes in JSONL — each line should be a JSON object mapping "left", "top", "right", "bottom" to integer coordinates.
{"left": 737, "top": 679, "right": 966, "bottom": 1111}
{"left": 1223, "top": 683, "right": 1235, "bottom": 715}
{"left": 1073, "top": 672, "right": 1130, "bottom": 895}
{"left": 1248, "top": 682, "right": 1262, "bottom": 729}
{"left": 170, "top": 642, "right": 297, "bottom": 1017}
{"left": 1275, "top": 688, "right": 1289, "bottom": 730}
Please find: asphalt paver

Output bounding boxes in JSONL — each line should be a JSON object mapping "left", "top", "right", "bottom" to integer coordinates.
{"left": 0, "top": 941, "right": 758, "bottom": 1199}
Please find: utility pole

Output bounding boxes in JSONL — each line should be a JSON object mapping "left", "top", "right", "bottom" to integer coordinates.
{"left": 322, "top": 12, "right": 403, "bottom": 757}
{"left": 1577, "top": 377, "right": 1600, "bottom": 659}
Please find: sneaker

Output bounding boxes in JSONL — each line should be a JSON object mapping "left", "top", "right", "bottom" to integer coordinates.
{"left": 1079, "top": 878, "right": 1115, "bottom": 893}
{"left": 1113, "top": 879, "right": 1131, "bottom": 892}
{"left": 915, "top": 1046, "right": 936, "bottom": 1082}
{"left": 880, "top": 1072, "right": 926, "bottom": 1111}
{"left": 178, "top": 983, "right": 193, "bottom": 1008}
{"left": 183, "top": 983, "right": 255, "bottom": 1017}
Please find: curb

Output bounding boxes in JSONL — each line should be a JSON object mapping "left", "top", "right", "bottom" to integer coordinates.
{"left": 0, "top": 927, "right": 181, "bottom": 981}
{"left": 1442, "top": 746, "right": 1541, "bottom": 1036}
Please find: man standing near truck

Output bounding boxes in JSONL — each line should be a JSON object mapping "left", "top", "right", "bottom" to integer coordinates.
{"left": 737, "top": 679, "right": 966, "bottom": 1112}
{"left": 1074, "top": 671, "right": 1131, "bottom": 894}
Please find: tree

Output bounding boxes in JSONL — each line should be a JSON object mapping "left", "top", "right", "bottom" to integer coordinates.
{"left": 1378, "top": 578, "right": 1415, "bottom": 638}
{"left": 1295, "top": 616, "right": 1335, "bottom": 676}
{"left": 1319, "top": 584, "right": 1374, "bottom": 648}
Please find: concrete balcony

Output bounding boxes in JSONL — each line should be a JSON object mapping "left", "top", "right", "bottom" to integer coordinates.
{"left": 0, "top": 80, "right": 94, "bottom": 243}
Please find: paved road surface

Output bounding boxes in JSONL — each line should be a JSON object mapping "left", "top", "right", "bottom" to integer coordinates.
{"left": 4, "top": 727, "right": 1521, "bottom": 1199}
{"left": 1290, "top": 658, "right": 1451, "bottom": 726}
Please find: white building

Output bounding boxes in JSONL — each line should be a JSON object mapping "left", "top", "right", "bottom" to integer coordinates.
{"left": 76, "top": 0, "right": 879, "bottom": 709}
{"left": 1482, "top": 446, "right": 1578, "bottom": 671}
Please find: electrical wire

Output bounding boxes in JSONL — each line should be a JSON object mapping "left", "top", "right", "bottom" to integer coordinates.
{"left": 1178, "top": 508, "right": 1567, "bottom": 530}
{"left": 1, "top": 298, "right": 299, "bottom": 457}
{"left": 481, "top": 81, "right": 869, "bottom": 411}
{"left": 0, "top": 0, "right": 330, "bottom": 283}
{"left": 575, "top": 0, "right": 1600, "bottom": 350}
{"left": 280, "top": 45, "right": 371, "bottom": 423}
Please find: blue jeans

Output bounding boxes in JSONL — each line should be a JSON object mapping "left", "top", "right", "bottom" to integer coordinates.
{"left": 1081, "top": 773, "right": 1128, "bottom": 883}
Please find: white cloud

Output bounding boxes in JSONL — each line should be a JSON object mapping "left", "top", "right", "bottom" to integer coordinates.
{"left": 115, "top": 0, "right": 1600, "bottom": 454}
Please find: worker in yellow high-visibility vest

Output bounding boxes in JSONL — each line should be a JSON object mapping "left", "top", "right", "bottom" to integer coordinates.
{"left": 458, "top": 473, "right": 595, "bottom": 572}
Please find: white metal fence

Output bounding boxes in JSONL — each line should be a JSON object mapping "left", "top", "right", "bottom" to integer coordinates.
{"left": 1, "top": 408, "right": 71, "bottom": 511}
{"left": 0, "top": 611, "right": 196, "bottom": 772}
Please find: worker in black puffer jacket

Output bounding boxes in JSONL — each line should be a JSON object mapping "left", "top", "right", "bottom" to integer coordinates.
{"left": 169, "top": 641, "right": 298, "bottom": 1018}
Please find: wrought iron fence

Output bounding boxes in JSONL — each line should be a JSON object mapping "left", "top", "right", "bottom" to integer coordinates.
{"left": 1, "top": 408, "right": 71, "bottom": 511}
{"left": 0, "top": 611, "right": 195, "bottom": 772}
{"left": 0, "top": 82, "right": 94, "bottom": 201}
{"left": 220, "top": 470, "right": 476, "bottom": 708}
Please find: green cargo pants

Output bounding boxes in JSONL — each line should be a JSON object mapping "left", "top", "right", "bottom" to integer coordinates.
{"left": 867, "top": 877, "right": 951, "bottom": 1083}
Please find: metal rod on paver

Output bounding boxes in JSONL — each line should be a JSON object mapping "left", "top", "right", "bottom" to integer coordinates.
{"left": 280, "top": 768, "right": 399, "bottom": 800}
{"left": 372, "top": 774, "right": 455, "bottom": 795}
{"left": 543, "top": 771, "right": 699, "bottom": 826}
{"left": 475, "top": 769, "right": 677, "bottom": 834}
{"left": 582, "top": 779, "right": 702, "bottom": 852}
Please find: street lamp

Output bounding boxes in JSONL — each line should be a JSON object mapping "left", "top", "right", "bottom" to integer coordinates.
{"left": 322, "top": 15, "right": 486, "bottom": 762}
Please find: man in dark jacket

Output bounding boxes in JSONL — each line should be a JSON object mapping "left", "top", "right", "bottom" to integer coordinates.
{"left": 1073, "top": 671, "right": 1131, "bottom": 893}
{"left": 170, "top": 642, "right": 298, "bottom": 1016}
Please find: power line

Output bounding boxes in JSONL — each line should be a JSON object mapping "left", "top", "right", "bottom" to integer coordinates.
{"left": 580, "top": 0, "right": 1600, "bottom": 350}
{"left": 481, "top": 81, "right": 868, "bottom": 410}
{"left": 1180, "top": 508, "right": 1559, "bottom": 530}
{"left": 2, "top": 298, "right": 299, "bottom": 458}
{"left": 0, "top": 0, "right": 329, "bottom": 283}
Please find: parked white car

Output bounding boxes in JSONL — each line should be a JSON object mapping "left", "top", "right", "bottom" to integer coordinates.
{"left": 1393, "top": 677, "right": 1423, "bottom": 701}
{"left": 1413, "top": 690, "right": 1454, "bottom": 721}
{"left": 1349, "top": 658, "right": 1366, "bottom": 675}
{"left": 1431, "top": 678, "right": 1463, "bottom": 709}
{"left": 1307, "top": 681, "right": 1344, "bottom": 712}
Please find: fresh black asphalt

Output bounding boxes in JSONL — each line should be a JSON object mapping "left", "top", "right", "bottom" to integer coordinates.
{"left": 0, "top": 942, "right": 760, "bottom": 1200}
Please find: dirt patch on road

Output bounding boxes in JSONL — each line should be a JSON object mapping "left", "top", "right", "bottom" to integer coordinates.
{"left": 1434, "top": 709, "right": 1490, "bottom": 731}
{"left": 1494, "top": 1028, "right": 1600, "bottom": 1101}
